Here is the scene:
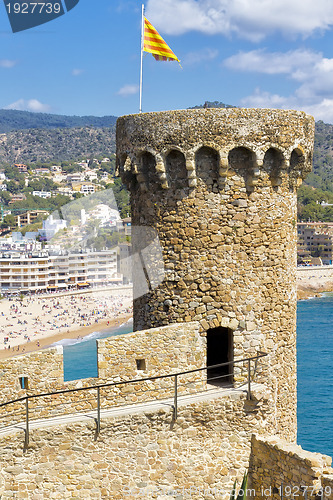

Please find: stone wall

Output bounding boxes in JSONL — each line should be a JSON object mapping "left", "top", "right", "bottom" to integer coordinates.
{"left": 0, "top": 387, "right": 331, "bottom": 499}
{"left": 117, "top": 108, "right": 315, "bottom": 442}
{"left": 249, "top": 435, "right": 333, "bottom": 500}
{"left": 323, "top": 476, "right": 333, "bottom": 499}
{"left": 0, "top": 322, "right": 215, "bottom": 429}
{"left": 98, "top": 321, "right": 206, "bottom": 406}
{"left": 0, "top": 388, "right": 274, "bottom": 500}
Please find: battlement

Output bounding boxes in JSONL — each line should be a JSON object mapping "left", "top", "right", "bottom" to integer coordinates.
{"left": 117, "top": 108, "right": 314, "bottom": 193}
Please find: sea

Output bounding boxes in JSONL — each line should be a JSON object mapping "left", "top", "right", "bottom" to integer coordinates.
{"left": 58, "top": 294, "right": 333, "bottom": 459}
{"left": 297, "top": 293, "right": 333, "bottom": 458}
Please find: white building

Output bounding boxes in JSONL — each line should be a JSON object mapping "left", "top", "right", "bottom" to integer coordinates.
{"left": 67, "top": 173, "right": 84, "bottom": 183}
{"left": 39, "top": 214, "right": 68, "bottom": 240}
{"left": 89, "top": 204, "right": 120, "bottom": 226}
{"left": 53, "top": 173, "right": 66, "bottom": 183}
{"left": 32, "top": 191, "right": 52, "bottom": 199}
{"left": 0, "top": 247, "right": 122, "bottom": 294}
{"left": 100, "top": 171, "right": 109, "bottom": 181}
{"left": 85, "top": 170, "right": 98, "bottom": 181}
{"left": 77, "top": 161, "right": 89, "bottom": 169}
{"left": 80, "top": 184, "right": 95, "bottom": 195}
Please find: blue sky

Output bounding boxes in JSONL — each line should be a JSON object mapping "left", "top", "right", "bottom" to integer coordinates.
{"left": 1, "top": 0, "right": 333, "bottom": 122}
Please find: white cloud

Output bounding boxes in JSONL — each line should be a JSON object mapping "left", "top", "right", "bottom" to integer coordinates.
{"left": 299, "top": 99, "right": 333, "bottom": 122}
{"left": 183, "top": 48, "right": 218, "bottom": 66}
{"left": 146, "top": 0, "right": 333, "bottom": 41}
{"left": 0, "top": 59, "right": 16, "bottom": 68}
{"left": 116, "top": 84, "right": 139, "bottom": 97}
{"left": 4, "top": 99, "right": 51, "bottom": 113}
{"left": 71, "top": 68, "right": 84, "bottom": 76}
{"left": 241, "top": 88, "right": 293, "bottom": 108}
{"left": 241, "top": 89, "right": 333, "bottom": 123}
{"left": 224, "top": 48, "right": 333, "bottom": 121}
{"left": 224, "top": 49, "right": 319, "bottom": 76}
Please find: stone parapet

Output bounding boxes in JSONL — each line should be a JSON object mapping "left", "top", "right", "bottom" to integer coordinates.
{"left": 0, "top": 390, "right": 274, "bottom": 499}
{"left": 0, "top": 322, "right": 214, "bottom": 429}
{"left": 249, "top": 434, "right": 333, "bottom": 499}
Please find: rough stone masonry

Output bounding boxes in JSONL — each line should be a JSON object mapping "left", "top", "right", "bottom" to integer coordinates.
{"left": 117, "top": 107, "right": 315, "bottom": 442}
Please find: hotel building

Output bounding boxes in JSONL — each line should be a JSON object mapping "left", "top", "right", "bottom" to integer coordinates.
{"left": 297, "top": 222, "right": 333, "bottom": 265}
{"left": 0, "top": 247, "right": 122, "bottom": 294}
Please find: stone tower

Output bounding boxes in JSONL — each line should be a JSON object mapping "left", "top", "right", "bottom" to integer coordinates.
{"left": 117, "top": 108, "right": 314, "bottom": 441}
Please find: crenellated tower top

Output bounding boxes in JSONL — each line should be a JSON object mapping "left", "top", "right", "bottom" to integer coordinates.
{"left": 117, "top": 108, "right": 314, "bottom": 193}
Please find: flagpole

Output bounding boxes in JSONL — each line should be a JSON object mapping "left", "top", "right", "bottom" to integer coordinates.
{"left": 139, "top": 4, "right": 144, "bottom": 113}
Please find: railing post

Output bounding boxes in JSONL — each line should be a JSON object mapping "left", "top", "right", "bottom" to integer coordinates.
{"left": 24, "top": 397, "right": 29, "bottom": 447}
{"left": 247, "top": 359, "right": 251, "bottom": 400}
{"left": 174, "top": 375, "right": 178, "bottom": 420}
{"left": 96, "top": 386, "right": 101, "bottom": 435}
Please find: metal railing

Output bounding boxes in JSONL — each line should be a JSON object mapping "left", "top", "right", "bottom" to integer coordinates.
{"left": 0, "top": 352, "right": 268, "bottom": 447}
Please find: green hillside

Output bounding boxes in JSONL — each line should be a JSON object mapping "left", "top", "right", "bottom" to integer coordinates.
{"left": 0, "top": 107, "right": 331, "bottom": 221}
{"left": 0, "top": 109, "right": 117, "bottom": 133}
{"left": 0, "top": 126, "right": 115, "bottom": 163}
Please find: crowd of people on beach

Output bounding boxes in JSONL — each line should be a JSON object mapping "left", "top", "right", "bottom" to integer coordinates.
{"left": 0, "top": 290, "right": 132, "bottom": 353}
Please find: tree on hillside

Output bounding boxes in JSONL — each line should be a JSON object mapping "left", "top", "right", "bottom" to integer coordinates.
{"left": 0, "top": 191, "right": 11, "bottom": 205}
{"left": 1, "top": 214, "right": 16, "bottom": 228}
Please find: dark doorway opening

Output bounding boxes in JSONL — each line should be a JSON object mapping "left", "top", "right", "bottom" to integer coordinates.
{"left": 206, "top": 327, "right": 233, "bottom": 386}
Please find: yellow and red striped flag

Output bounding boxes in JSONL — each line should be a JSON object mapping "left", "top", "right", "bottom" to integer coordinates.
{"left": 143, "top": 17, "right": 181, "bottom": 65}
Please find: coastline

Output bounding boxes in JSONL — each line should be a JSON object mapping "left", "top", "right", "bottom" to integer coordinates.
{"left": 297, "top": 285, "right": 333, "bottom": 300}
{"left": 0, "top": 271, "right": 330, "bottom": 360}
{"left": 297, "top": 289, "right": 326, "bottom": 300}
{"left": 297, "top": 268, "right": 333, "bottom": 300}
{"left": 0, "top": 288, "right": 133, "bottom": 360}
{"left": 0, "top": 312, "right": 133, "bottom": 360}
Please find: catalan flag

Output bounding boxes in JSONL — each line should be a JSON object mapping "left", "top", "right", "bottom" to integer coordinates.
{"left": 143, "top": 17, "right": 181, "bottom": 65}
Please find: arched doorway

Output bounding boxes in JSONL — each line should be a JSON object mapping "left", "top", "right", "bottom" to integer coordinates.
{"left": 206, "top": 327, "right": 233, "bottom": 385}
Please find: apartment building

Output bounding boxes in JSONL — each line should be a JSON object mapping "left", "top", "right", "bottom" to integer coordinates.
{"left": 15, "top": 210, "right": 49, "bottom": 228}
{"left": 8, "top": 194, "right": 26, "bottom": 205}
{"left": 14, "top": 164, "right": 28, "bottom": 173}
{"left": 67, "top": 173, "right": 84, "bottom": 183}
{"left": 297, "top": 222, "right": 333, "bottom": 265}
{"left": 0, "top": 247, "right": 122, "bottom": 294}
{"left": 34, "top": 168, "right": 50, "bottom": 175}
{"left": 32, "top": 191, "right": 52, "bottom": 199}
{"left": 80, "top": 184, "right": 95, "bottom": 195}
{"left": 71, "top": 182, "right": 95, "bottom": 195}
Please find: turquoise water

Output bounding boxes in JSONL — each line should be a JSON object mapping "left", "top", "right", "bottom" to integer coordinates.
{"left": 61, "top": 295, "right": 333, "bottom": 458}
{"left": 297, "top": 293, "right": 333, "bottom": 458}
{"left": 61, "top": 320, "right": 133, "bottom": 382}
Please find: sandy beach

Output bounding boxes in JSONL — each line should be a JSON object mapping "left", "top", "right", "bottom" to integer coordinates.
{"left": 297, "top": 267, "right": 333, "bottom": 299}
{"left": 0, "top": 287, "right": 132, "bottom": 359}
{"left": 0, "top": 268, "right": 330, "bottom": 359}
